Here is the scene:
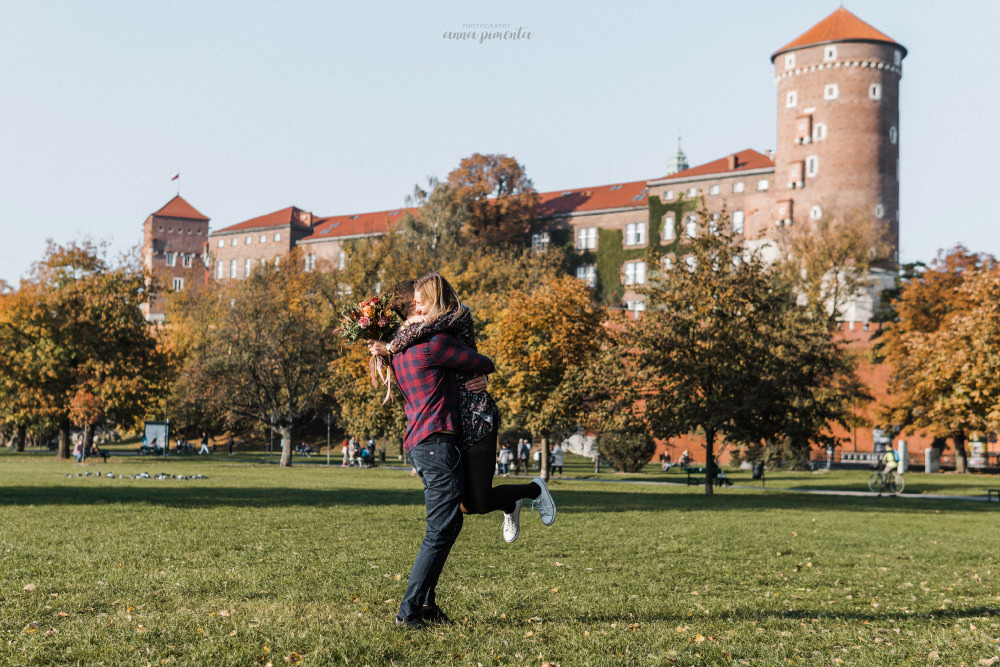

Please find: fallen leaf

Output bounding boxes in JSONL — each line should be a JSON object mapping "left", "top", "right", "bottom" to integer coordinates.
{"left": 23, "top": 584, "right": 36, "bottom": 593}
{"left": 548, "top": 587, "right": 559, "bottom": 593}
{"left": 980, "top": 658, "right": 998, "bottom": 666}
{"left": 928, "top": 651, "right": 940, "bottom": 659}
{"left": 44, "top": 628, "right": 58, "bottom": 637}
{"left": 56, "top": 612, "right": 69, "bottom": 617}
{"left": 695, "top": 634, "right": 706, "bottom": 644}
{"left": 524, "top": 631, "right": 534, "bottom": 637}
{"left": 219, "top": 610, "right": 230, "bottom": 617}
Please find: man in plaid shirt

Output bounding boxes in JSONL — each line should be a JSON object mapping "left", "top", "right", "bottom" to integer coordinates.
{"left": 384, "top": 331, "right": 495, "bottom": 628}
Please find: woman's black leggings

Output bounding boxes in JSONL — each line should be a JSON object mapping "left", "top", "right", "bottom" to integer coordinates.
{"left": 462, "top": 427, "right": 540, "bottom": 515}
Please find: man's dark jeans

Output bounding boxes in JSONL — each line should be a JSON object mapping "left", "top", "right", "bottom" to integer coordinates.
{"left": 397, "top": 434, "right": 464, "bottom": 623}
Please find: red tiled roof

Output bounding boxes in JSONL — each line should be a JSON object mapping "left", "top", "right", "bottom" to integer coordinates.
{"left": 152, "top": 195, "right": 209, "bottom": 221}
{"left": 301, "top": 207, "right": 418, "bottom": 242}
{"left": 536, "top": 180, "right": 648, "bottom": 217}
{"left": 772, "top": 7, "right": 905, "bottom": 61}
{"left": 213, "top": 206, "right": 313, "bottom": 234}
{"left": 651, "top": 148, "right": 774, "bottom": 182}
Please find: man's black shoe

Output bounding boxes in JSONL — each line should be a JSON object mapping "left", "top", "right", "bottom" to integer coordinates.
{"left": 395, "top": 615, "right": 428, "bottom": 629}
{"left": 420, "top": 605, "right": 453, "bottom": 624}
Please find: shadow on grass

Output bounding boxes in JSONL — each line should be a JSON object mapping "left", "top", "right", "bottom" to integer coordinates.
{"left": 571, "top": 605, "right": 1000, "bottom": 625}
{"left": 0, "top": 483, "right": 993, "bottom": 514}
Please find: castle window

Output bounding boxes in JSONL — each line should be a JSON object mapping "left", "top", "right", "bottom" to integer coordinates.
{"left": 215, "top": 261, "right": 224, "bottom": 280}
{"left": 810, "top": 205, "right": 823, "bottom": 220}
{"left": 708, "top": 184, "right": 720, "bottom": 195}
{"left": 875, "top": 204, "right": 885, "bottom": 219}
{"left": 625, "top": 222, "right": 646, "bottom": 246}
{"left": 624, "top": 261, "right": 646, "bottom": 286}
{"left": 229, "top": 259, "right": 237, "bottom": 279}
{"left": 260, "top": 234, "right": 267, "bottom": 243}
{"left": 532, "top": 232, "right": 550, "bottom": 254}
{"left": 869, "top": 83, "right": 882, "bottom": 100}
{"left": 824, "top": 46, "right": 837, "bottom": 62}
{"left": 813, "top": 122, "right": 828, "bottom": 142}
{"left": 824, "top": 83, "right": 839, "bottom": 100}
{"left": 806, "top": 156, "right": 819, "bottom": 178}
{"left": 732, "top": 210, "right": 745, "bottom": 234}
{"left": 686, "top": 215, "right": 698, "bottom": 238}
{"left": 274, "top": 232, "right": 282, "bottom": 242}
{"left": 217, "top": 239, "right": 224, "bottom": 248}
{"left": 889, "top": 126, "right": 898, "bottom": 144}
{"left": 894, "top": 50, "right": 902, "bottom": 66}
{"left": 575, "top": 264, "right": 597, "bottom": 288}
{"left": 756, "top": 179, "right": 770, "bottom": 191}
{"left": 244, "top": 258, "right": 252, "bottom": 277}
{"left": 786, "top": 91, "right": 797, "bottom": 108}
{"left": 709, "top": 213, "right": 720, "bottom": 235}
{"left": 662, "top": 255, "right": 673, "bottom": 270}
{"left": 231, "top": 238, "right": 238, "bottom": 247}
{"left": 663, "top": 190, "right": 675, "bottom": 200}
{"left": 576, "top": 227, "right": 597, "bottom": 250}
{"left": 687, "top": 187, "right": 698, "bottom": 197}
{"left": 662, "top": 215, "right": 675, "bottom": 241}
{"left": 165, "top": 252, "right": 176, "bottom": 267}
{"left": 732, "top": 181, "right": 745, "bottom": 193}
{"left": 795, "top": 114, "right": 812, "bottom": 144}
{"left": 172, "top": 277, "right": 184, "bottom": 291}
{"left": 784, "top": 53, "right": 795, "bottom": 70}
{"left": 245, "top": 236, "right": 252, "bottom": 245}
{"left": 338, "top": 251, "right": 346, "bottom": 271}
{"left": 182, "top": 254, "right": 193, "bottom": 268}
{"left": 304, "top": 254, "right": 316, "bottom": 272}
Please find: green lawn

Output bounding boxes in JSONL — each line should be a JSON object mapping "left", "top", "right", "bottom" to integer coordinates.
{"left": 2, "top": 453, "right": 1000, "bottom": 666}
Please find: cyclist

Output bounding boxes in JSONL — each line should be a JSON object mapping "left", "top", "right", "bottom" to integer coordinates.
{"left": 881, "top": 447, "right": 900, "bottom": 486}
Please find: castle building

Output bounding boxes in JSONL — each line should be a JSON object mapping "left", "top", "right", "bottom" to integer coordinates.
{"left": 140, "top": 195, "right": 210, "bottom": 322}
{"left": 146, "top": 7, "right": 905, "bottom": 322}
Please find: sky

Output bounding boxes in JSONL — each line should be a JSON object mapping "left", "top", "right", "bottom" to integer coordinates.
{"left": 1, "top": 0, "right": 997, "bottom": 285}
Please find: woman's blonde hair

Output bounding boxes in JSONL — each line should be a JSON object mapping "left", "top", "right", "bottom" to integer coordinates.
{"left": 414, "top": 273, "right": 462, "bottom": 323}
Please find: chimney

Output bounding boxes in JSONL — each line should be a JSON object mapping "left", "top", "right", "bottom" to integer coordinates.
{"left": 727, "top": 154, "right": 738, "bottom": 170}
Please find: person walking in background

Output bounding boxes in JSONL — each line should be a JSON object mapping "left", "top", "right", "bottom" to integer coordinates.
{"left": 227, "top": 433, "right": 235, "bottom": 456}
{"left": 199, "top": 432, "right": 211, "bottom": 455}
{"left": 341, "top": 438, "right": 350, "bottom": 466}
{"left": 498, "top": 442, "right": 513, "bottom": 477}
{"left": 517, "top": 438, "right": 530, "bottom": 475}
{"left": 550, "top": 442, "right": 565, "bottom": 479}
{"left": 72, "top": 437, "right": 83, "bottom": 463}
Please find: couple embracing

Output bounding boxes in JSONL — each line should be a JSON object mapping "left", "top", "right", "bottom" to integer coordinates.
{"left": 367, "top": 273, "right": 556, "bottom": 629}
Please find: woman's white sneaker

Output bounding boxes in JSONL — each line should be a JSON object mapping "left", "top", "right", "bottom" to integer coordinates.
{"left": 530, "top": 477, "right": 557, "bottom": 525}
{"left": 503, "top": 499, "right": 522, "bottom": 543}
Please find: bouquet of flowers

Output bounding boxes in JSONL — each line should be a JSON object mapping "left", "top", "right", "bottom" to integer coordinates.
{"left": 336, "top": 292, "right": 402, "bottom": 343}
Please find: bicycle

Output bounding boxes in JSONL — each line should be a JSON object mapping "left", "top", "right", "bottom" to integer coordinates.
{"left": 868, "top": 467, "right": 905, "bottom": 494}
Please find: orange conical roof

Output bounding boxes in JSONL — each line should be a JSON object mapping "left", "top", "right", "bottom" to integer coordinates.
{"left": 152, "top": 195, "right": 209, "bottom": 221}
{"left": 772, "top": 7, "right": 905, "bottom": 61}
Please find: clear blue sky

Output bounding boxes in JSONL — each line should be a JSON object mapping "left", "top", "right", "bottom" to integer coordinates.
{"left": 1, "top": 0, "right": 995, "bottom": 285}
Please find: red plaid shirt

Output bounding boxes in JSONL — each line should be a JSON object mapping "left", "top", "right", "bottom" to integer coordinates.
{"left": 391, "top": 333, "right": 495, "bottom": 452}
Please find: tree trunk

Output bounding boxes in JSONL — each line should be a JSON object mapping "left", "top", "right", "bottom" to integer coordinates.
{"left": 540, "top": 436, "right": 550, "bottom": 482}
{"left": 704, "top": 428, "right": 715, "bottom": 496}
{"left": 954, "top": 433, "right": 968, "bottom": 474}
{"left": 13, "top": 424, "right": 26, "bottom": 452}
{"left": 83, "top": 424, "right": 95, "bottom": 460}
{"left": 279, "top": 425, "right": 293, "bottom": 467}
{"left": 57, "top": 422, "right": 71, "bottom": 460}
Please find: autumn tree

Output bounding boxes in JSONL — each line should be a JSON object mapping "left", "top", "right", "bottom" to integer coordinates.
{"left": 327, "top": 343, "right": 408, "bottom": 454}
{"left": 633, "top": 218, "right": 864, "bottom": 493}
{"left": 775, "top": 209, "right": 893, "bottom": 328}
{"left": 170, "top": 254, "right": 338, "bottom": 466}
{"left": 879, "top": 247, "right": 999, "bottom": 472}
{"left": 0, "top": 241, "right": 166, "bottom": 458}
{"left": 482, "top": 274, "right": 607, "bottom": 479}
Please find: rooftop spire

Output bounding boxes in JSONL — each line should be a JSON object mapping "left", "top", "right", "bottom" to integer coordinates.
{"left": 666, "top": 135, "right": 689, "bottom": 176}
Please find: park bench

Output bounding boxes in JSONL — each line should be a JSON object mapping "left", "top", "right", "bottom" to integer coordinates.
{"left": 988, "top": 489, "right": 1000, "bottom": 503}
{"left": 685, "top": 466, "right": 706, "bottom": 486}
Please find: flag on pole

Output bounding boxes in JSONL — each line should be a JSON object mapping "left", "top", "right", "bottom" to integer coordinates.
{"left": 171, "top": 171, "right": 180, "bottom": 181}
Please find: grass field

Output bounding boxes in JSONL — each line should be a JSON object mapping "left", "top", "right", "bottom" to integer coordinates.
{"left": 2, "top": 452, "right": 1000, "bottom": 666}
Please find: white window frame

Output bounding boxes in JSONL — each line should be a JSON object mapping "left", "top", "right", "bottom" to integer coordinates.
{"left": 662, "top": 256, "right": 673, "bottom": 270}
{"left": 889, "top": 126, "right": 898, "bottom": 144}
{"left": 875, "top": 204, "right": 885, "bottom": 219}
{"left": 662, "top": 215, "right": 675, "bottom": 241}
{"left": 624, "top": 222, "right": 646, "bottom": 247}
{"left": 824, "top": 45, "right": 837, "bottom": 61}
{"left": 732, "top": 181, "right": 745, "bottom": 193}
{"left": 260, "top": 234, "right": 267, "bottom": 243}
{"left": 894, "top": 50, "right": 902, "bottom": 66}
{"left": 575, "top": 264, "right": 597, "bottom": 288}
{"left": 304, "top": 254, "right": 316, "bottom": 272}
{"left": 709, "top": 213, "right": 720, "bottom": 235}
{"left": 784, "top": 53, "right": 795, "bottom": 70}
{"left": 245, "top": 236, "right": 252, "bottom": 245}
{"left": 686, "top": 215, "right": 698, "bottom": 239}
{"left": 274, "top": 232, "right": 282, "bottom": 242}
{"left": 869, "top": 83, "right": 882, "bottom": 100}
{"left": 813, "top": 122, "right": 827, "bottom": 142}
{"left": 786, "top": 91, "right": 797, "bottom": 108}
{"left": 182, "top": 254, "right": 193, "bottom": 268}
{"left": 685, "top": 256, "right": 697, "bottom": 273}
{"left": 172, "top": 277, "right": 184, "bottom": 291}
{"left": 756, "top": 179, "right": 770, "bottom": 192}
{"left": 810, "top": 205, "right": 823, "bottom": 220}
{"left": 165, "top": 252, "right": 176, "bottom": 267}
{"left": 806, "top": 156, "right": 819, "bottom": 178}
{"left": 338, "top": 251, "right": 346, "bottom": 271}
{"left": 624, "top": 261, "right": 646, "bottom": 286}
{"left": 231, "top": 238, "right": 238, "bottom": 247}
{"left": 824, "top": 83, "right": 839, "bottom": 100}
{"left": 217, "top": 239, "right": 224, "bottom": 248}
{"left": 576, "top": 227, "right": 597, "bottom": 250}
{"left": 708, "top": 184, "right": 720, "bottom": 195}
{"left": 663, "top": 190, "right": 675, "bottom": 200}
{"left": 732, "top": 210, "right": 745, "bottom": 234}
{"left": 229, "top": 259, "right": 237, "bottom": 279}
{"left": 244, "top": 258, "right": 252, "bottom": 277}
{"left": 687, "top": 187, "right": 698, "bottom": 197}
{"left": 215, "top": 261, "right": 224, "bottom": 280}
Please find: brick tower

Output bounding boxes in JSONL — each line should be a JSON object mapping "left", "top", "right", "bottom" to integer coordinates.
{"left": 771, "top": 7, "right": 906, "bottom": 265}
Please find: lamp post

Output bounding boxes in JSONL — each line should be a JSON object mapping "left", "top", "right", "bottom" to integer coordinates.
{"left": 324, "top": 412, "right": 333, "bottom": 466}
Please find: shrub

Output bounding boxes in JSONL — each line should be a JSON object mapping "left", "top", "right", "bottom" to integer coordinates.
{"left": 599, "top": 431, "right": 655, "bottom": 473}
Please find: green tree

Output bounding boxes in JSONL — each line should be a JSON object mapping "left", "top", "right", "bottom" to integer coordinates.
{"left": 633, "top": 217, "right": 864, "bottom": 493}
{"left": 170, "top": 254, "right": 338, "bottom": 466}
